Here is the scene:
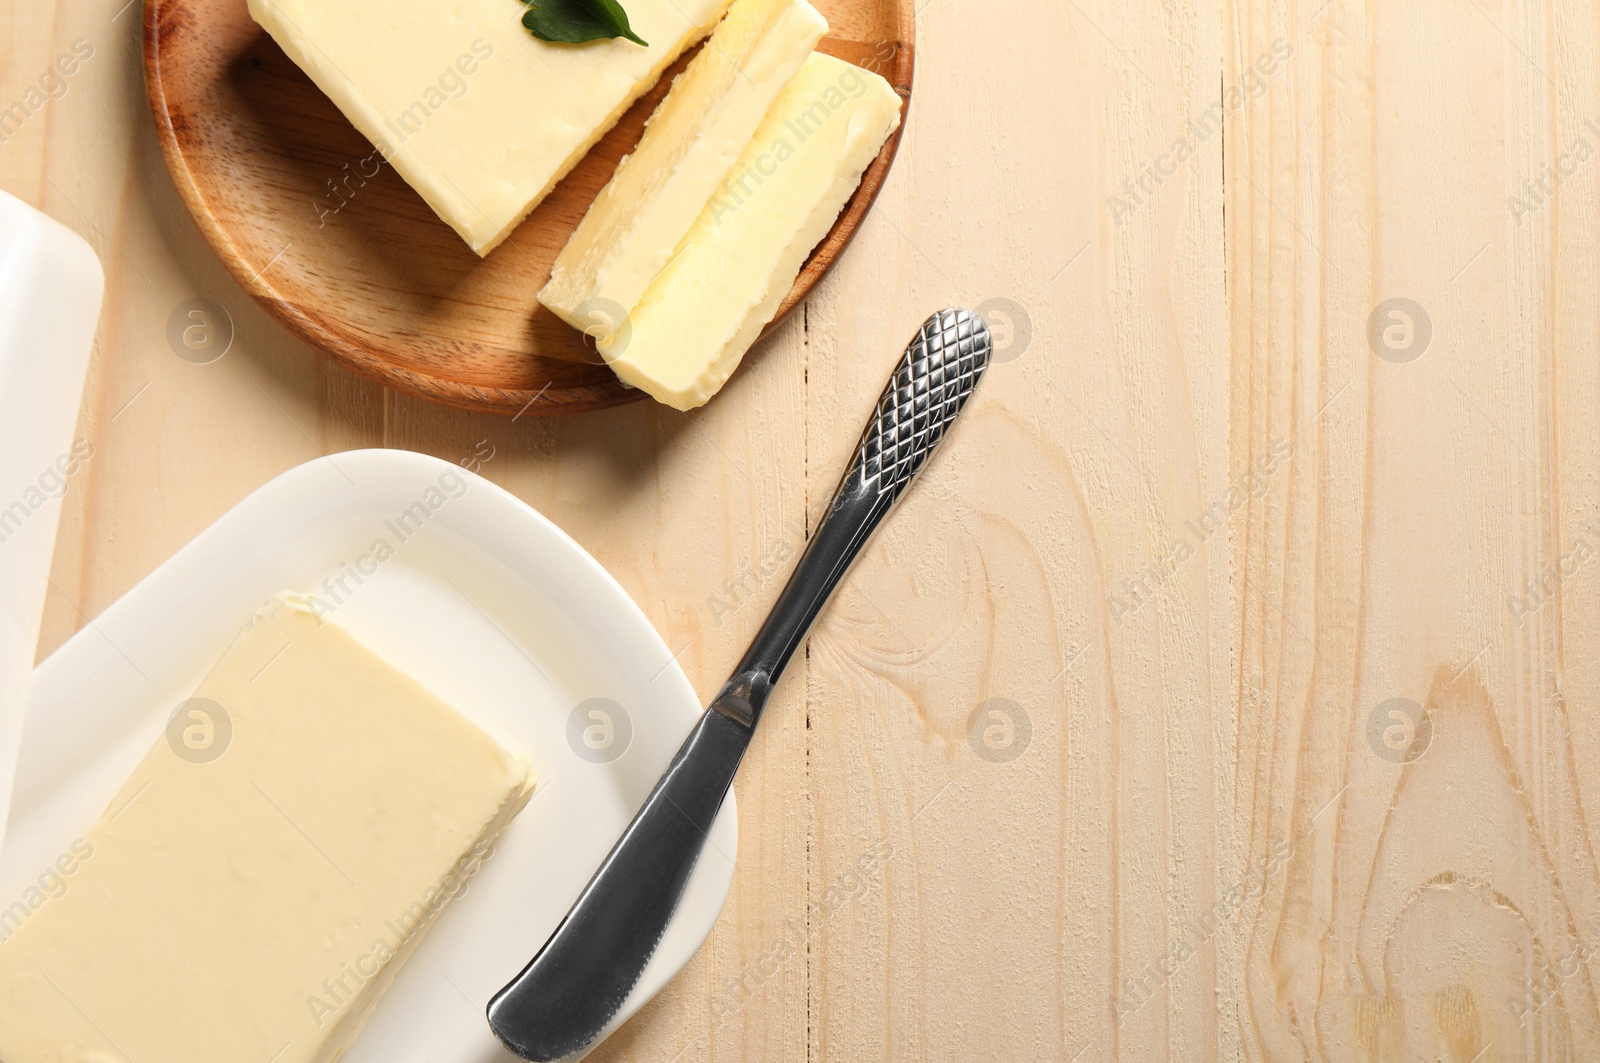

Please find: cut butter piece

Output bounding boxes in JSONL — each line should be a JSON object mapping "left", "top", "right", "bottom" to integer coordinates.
{"left": 0, "top": 595, "right": 534, "bottom": 1063}
{"left": 601, "top": 52, "right": 902, "bottom": 409}
{"left": 540, "top": 0, "right": 829, "bottom": 329}
{"left": 248, "top": 0, "right": 734, "bottom": 255}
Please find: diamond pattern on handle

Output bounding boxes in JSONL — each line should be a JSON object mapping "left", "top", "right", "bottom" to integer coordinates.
{"left": 856, "top": 308, "right": 992, "bottom": 500}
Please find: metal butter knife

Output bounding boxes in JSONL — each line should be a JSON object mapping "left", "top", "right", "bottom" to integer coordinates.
{"left": 488, "top": 308, "right": 993, "bottom": 1061}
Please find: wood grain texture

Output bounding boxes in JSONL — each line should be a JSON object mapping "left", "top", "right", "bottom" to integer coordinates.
{"left": 802, "top": 1, "right": 1230, "bottom": 1059}
{"left": 141, "top": 0, "right": 914, "bottom": 414}
{"left": 1226, "top": 1, "right": 1600, "bottom": 1060}
{"left": 8, "top": 0, "right": 1600, "bottom": 1060}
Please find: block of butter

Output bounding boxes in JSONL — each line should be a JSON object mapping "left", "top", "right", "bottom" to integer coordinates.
{"left": 540, "top": 0, "right": 828, "bottom": 330}
{"left": 0, "top": 595, "right": 534, "bottom": 1063}
{"left": 600, "top": 52, "right": 902, "bottom": 409}
{"left": 249, "top": 0, "right": 734, "bottom": 255}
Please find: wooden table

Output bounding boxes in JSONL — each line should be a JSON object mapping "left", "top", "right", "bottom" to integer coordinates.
{"left": 6, "top": 0, "right": 1597, "bottom": 1059}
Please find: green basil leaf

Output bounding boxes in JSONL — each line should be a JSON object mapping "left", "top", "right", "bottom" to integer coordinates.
{"left": 520, "top": 0, "right": 648, "bottom": 47}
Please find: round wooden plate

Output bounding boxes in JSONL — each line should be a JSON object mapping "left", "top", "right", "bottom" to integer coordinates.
{"left": 143, "top": 1, "right": 914, "bottom": 415}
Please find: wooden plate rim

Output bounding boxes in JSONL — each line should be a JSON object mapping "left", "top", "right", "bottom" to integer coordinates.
{"left": 141, "top": 1, "right": 917, "bottom": 416}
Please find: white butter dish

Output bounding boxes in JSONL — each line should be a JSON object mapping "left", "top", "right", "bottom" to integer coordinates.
{"left": 0, "top": 190, "right": 102, "bottom": 856}
{"left": 1, "top": 449, "right": 736, "bottom": 1063}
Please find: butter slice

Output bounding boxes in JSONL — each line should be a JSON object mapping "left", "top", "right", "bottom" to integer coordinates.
{"left": 249, "top": 0, "right": 734, "bottom": 255}
{"left": 540, "top": 0, "right": 828, "bottom": 329}
{"left": 0, "top": 596, "right": 534, "bottom": 1063}
{"left": 602, "top": 53, "right": 901, "bottom": 409}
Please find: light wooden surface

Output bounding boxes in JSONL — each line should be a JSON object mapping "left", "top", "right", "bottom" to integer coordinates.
{"left": 4, "top": 0, "right": 1597, "bottom": 1060}
{"left": 1226, "top": 2, "right": 1600, "bottom": 1060}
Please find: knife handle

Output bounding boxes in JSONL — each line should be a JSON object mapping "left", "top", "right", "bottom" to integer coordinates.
{"left": 713, "top": 307, "right": 993, "bottom": 726}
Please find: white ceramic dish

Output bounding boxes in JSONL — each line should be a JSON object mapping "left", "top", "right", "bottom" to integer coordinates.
{"left": 0, "top": 449, "right": 736, "bottom": 1063}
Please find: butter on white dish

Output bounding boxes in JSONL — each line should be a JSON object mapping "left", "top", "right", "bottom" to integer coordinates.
{"left": 540, "top": 0, "right": 828, "bottom": 330}
{"left": 248, "top": 0, "right": 733, "bottom": 256}
{"left": 599, "top": 52, "right": 901, "bottom": 409}
{"left": 0, "top": 595, "right": 534, "bottom": 1063}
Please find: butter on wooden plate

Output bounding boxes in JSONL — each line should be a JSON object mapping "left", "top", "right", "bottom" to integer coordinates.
{"left": 248, "top": 0, "right": 734, "bottom": 255}
{"left": 540, "top": 0, "right": 829, "bottom": 329}
{"left": 0, "top": 594, "right": 534, "bottom": 1063}
{"left": 600, "top": 52, "right": 903, "bottom": 409}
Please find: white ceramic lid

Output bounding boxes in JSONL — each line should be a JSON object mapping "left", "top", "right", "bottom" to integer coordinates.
{"left": 0, "top": 189, "right": 103, "bottom": 852}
